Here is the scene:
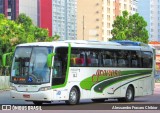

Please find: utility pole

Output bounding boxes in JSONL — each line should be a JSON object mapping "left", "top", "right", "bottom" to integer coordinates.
{"left": 83, "top": 16, "right": 85, "bottom": 40}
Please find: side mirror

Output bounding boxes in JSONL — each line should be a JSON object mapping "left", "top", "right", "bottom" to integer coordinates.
{"left": 2, "top": 52, "right": 13, "bottom": 67}
{"left": 47, "top": 53, "right": 55, "bottom": 68}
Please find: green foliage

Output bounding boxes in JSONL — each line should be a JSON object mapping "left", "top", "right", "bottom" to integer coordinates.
{"left": 0, "top": 14, "right": 5, "bottom": 20}
{"left": 111, "top": 11, "right": 149, "bottom": 43}
{"left": 45, "top": 34, "right": 60, "bottom": 42}
{"left": 0, "top": 13, "right": 60, "bottom": 69}
{"left": 16, "top": 14, "right": 49, "bottom": 42}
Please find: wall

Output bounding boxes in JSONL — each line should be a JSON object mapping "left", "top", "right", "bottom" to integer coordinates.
{"left": 19, "top": 0, "right": 38, "bottom": 25}
{"left": 0, "top": 76, "right": 10, "bottom": 90}
{"left": 39, "top": 0, "right": 52, "bottom": 36}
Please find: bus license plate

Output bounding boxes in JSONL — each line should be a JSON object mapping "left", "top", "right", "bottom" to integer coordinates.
{"left": 23, "top": 94, "right": 30, "bottom": 98}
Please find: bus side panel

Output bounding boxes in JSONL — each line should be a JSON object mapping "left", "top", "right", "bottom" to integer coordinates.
{"left": 104, "top": 82, "right": 122, "bottom": 98}
{"left": 144, "top": 77, "right": 154, "bottom": 95}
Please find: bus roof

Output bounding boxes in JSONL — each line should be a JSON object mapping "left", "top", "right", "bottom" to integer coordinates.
{"left": 16, "top": 40, "right": 153, "bottom": 51}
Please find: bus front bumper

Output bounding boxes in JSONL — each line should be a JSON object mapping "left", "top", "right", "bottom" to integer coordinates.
{"left": 10, "top": 90, "right": 53, "bottom": 101}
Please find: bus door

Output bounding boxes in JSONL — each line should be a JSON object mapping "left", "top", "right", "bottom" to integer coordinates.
{"left": 52, "top": 47, "right": 68, "bottom": 86}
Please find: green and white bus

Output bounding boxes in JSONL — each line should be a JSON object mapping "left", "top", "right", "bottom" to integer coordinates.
{"left": 10, "top": 40, "right": 155, "bottom": 105}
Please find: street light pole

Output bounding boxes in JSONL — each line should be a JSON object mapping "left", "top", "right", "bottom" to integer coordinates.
{"left": 83, "top": 15, "right": 84, "bottom": 40}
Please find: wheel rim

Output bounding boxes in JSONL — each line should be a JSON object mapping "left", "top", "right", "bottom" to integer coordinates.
{"left": 70, "top": 90, "right": 77, "bottom": 102}
{"left": 126, "top": 89, "right": 132, "bottom": 100}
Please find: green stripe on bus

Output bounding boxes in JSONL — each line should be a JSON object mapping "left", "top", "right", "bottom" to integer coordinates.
{"left": 94, "top": 72, "right": 151, "bottom": 93}
{"left": 80, "top": 70, "right": 152, "bottom": 91}
{"left": 52, "top": 43, "right": 71, "bottom": 89}
{"left": 108, "top": 75, "right": 151, "bottom": 94}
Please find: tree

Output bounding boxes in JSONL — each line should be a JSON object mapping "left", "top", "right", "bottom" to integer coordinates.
{"left": 0, "top": 14, "right": 59, "bottom": 75}
{"left": 111, "top": 11, "right": 149, "bottom": 43}
{"left": 0, "top": 13, "right": 60, "bottom": 69}
{"left": 16, "top": 13, "right": 49, "bottom": 42}
{"left": 45, "top": 34, "right": 60, "bottom": 42}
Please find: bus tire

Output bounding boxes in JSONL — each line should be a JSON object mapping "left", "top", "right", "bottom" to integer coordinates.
{"left": 125, "top": 86, "right": 134, "bottom": 102}
{"left": 91, "top": 99, "right": 105, "bottom": 103}
{"left": 33, "top": 101, "right": 43, "bottom": 105}
{"left": 65, "top": 87, "right": 80, "bottom": 105}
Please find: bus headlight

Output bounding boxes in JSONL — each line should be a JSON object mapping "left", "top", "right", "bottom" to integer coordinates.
{"left": 38, "top": 86, "right": 51, "bottom": 91}
{"left": 11, "top": 86, "right": 17, "bottom": 91}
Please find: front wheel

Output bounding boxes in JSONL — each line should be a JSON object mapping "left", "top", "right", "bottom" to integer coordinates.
{"left": 65, "top": 87, "right": 80, "bottom": 105}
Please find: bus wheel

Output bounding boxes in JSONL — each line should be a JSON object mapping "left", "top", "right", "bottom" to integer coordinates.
{"left": 91, "top": 99, "right": 105, "bottom": 103}
{"left": 33, "top": 101, "right": 43, "bottom": 105}
{"left": 65, "top": 87, "right": 80, "bottom": 105}
{"left": 125, "top": 86, "right": 134, "bottom": 102}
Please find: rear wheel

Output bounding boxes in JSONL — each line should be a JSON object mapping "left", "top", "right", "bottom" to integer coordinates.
{"left": 125, "top": 86, "right": 134, "bottom": 102}
{"left": 118, "top": 86, "right": 134, "bottom": 102}
{"left": 65, "top": 87, "right": 80, "bottom": 105}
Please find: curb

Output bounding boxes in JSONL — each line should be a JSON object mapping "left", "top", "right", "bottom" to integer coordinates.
{"left": 0, "top": 88, "right": 11, "bottom": 92}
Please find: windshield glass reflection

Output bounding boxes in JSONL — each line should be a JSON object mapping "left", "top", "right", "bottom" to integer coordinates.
{"left": 11, "top": 47, "right": 52, "bottom": 84}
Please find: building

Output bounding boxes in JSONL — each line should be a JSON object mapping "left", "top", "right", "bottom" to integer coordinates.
{"left": 137, "top": 0, "right": 151, "bottom": 41}
{"left": 138, "top": 0, "right": 160, "bottom": 41}
{"left": 0, "top": 0, "right": 19, "bottom": 20}
{"left": 0, "top": 0, "right": 4, "bottom": 14}
{"left": 51, "top": 0, "right": 77, "bottom": 40}
{"left": 77, "top": 0, "right": 137, "bottom": 41}
{"left": 19, "top": 0, "right": 38, "bottom": 25}
{"left": 19, "top": 0, "right": 77, "bottom": 40}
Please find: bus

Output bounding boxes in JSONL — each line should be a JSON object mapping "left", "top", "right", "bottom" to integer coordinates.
{"left": 10, "top": 40, "right": 155, "bottom": 105}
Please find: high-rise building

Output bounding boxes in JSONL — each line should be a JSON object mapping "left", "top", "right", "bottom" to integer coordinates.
{"left": 0, "top": 0, "right": 4, "bottom": 14}
{"left": 77, "top": 0, "right": 137, "bottom": 41}
{"left": 19, "top": 0, "right": 77, "bottom": 40}
{"left": 138, "top": 0, "right": 160, "bottom": 41}
{"left": 150, "top": 0, "right": 160, "bottom": 41}
{"left": 51, "top": 0, "right": 77, "bottom": 40}
{"left": 0, "top": 0, "right": 19, "bottom": 20}
{"left": 19, "top": 0, "right": 38, "bottom": 25}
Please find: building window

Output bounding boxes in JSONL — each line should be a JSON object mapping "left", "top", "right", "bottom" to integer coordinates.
{"left": 107, "top": 0, "right": 110, "bottom": 6}
{"left": 107, "top": 23, "right": 110, "bottom": 28}
{"left": 124, "top": 4, "right": 127, "bottom": 9}
{"left": 107, "top": 30, "right": 110, "bottom": 35}
{"left": 8, "top": 12, "right": 11, "bottom": 16}
{"left": 107, "top": 15, "right": 110, "bottom": 21}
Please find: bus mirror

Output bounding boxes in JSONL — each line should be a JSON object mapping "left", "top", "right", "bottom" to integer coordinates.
{"left": 47, "top": 53, "right": 55, "bottom": 68}
{"left": 2, "top": 52, "right": 13, "bottom": 67}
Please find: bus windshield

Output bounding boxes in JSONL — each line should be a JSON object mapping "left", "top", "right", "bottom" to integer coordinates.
{"left": 11, "top": 47, "right": 53, "bottom": 84}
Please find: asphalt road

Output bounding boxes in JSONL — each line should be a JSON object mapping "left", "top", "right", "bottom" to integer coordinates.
{"left": 0, "top": 83, "right": 160, "bottom": 111}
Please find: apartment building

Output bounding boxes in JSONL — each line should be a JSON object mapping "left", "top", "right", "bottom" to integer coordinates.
{"left": 77, "top": 0, "right": 137, "bottom": 41}
{"left": 52, "top": 0, "right": 77, "bottom": 40}
{"left": 0, "top": 0, "right": 4, "bottom": 14}
{"left": 0, "top": 0, "right": 19, "bottom": 20}
{"left": 19, "top": 0, "right": 38, "bottom": 25}
{"left": 138, "top": 0, "right": 160, "bottom": 41}
{"left": 19, "top": 0, "right": 77, "bottom": 40}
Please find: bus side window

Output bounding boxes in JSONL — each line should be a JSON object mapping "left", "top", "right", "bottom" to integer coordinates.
{"left": 103, "top": 59, "right": 112, "bottom": 67}
{"left": 71, "top": 57, "right": 77, "bottom": 66}
{"left": 79, "top": 54, "right": 85, "bottom": 66}
{"left": 141, "top": 51, "right": 152, "bottom": 68}
{"left": 118, "top": 59, "right": 126, "bottom": 67}
{"left": 131, "top": 60, "right": 138, "bottom": 67}
{"left": 89, "top": 51, "right": 98, "bottom": 67}
{"left": 91, "top": 58, "right": 98, "bottom": 66}
{"left": 131, "top": 51, "right": 141, "bottom": 67}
